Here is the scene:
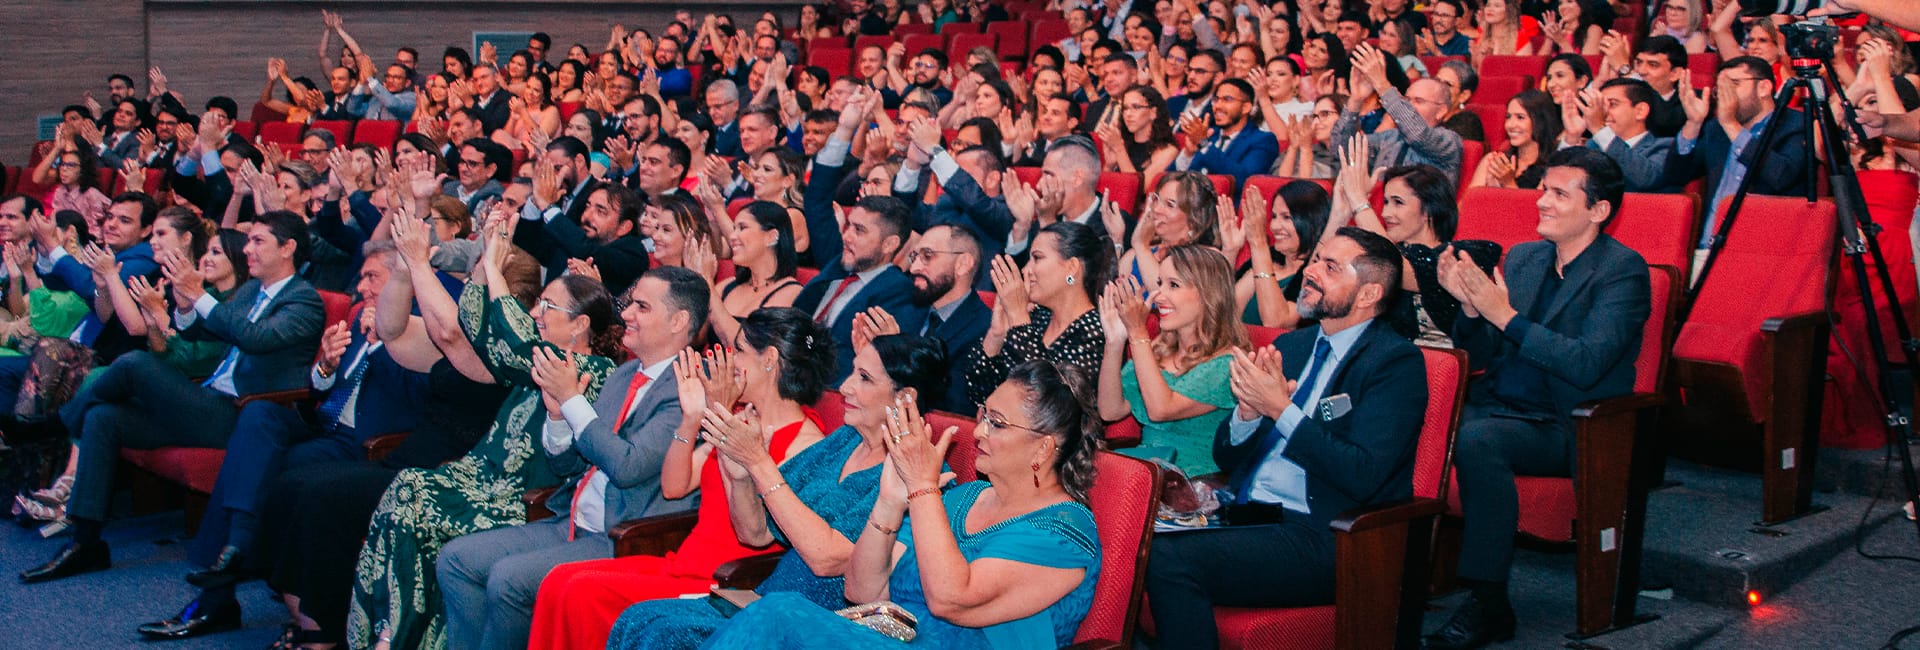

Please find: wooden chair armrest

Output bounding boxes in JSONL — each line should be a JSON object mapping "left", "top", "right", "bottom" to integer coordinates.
{"left": 362, "top": 432, "right": 410, "bottom": 462}
{"left": 235, "top": 388, "right": 311, "bottom": 408}
{"left": 523, "top": 486, "right": 558, "bottom": 522}
{"left": 609, "top": 511, "right": 701, "bottom": 558}
{"left": 713, "top": 551, "right": 787, "bottom": 589}
{"left": 1331, "top": 497, "right": 1444, "bottom": 650}
{"left": 1571, "top": 392, "right": 1664, "bottom": 420}
{"left": 1761, "top": 310, "right": 1829, "bottom": 333}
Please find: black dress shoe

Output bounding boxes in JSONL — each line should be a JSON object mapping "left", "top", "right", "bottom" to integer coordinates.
{"left": 185, "top": 545, "right": 245, "bottom": 587}
{"left": 18, "top": 540, "right": 110, "bottom": 584}
{"left": 1422, "top": 595, "right": 1517, "bottom": 650}
{"left": 137, "top": 598, "right": 241, "bottom": 640}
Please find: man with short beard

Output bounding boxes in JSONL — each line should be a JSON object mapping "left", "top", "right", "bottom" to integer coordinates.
{"left": 795, "top": 193, "right": 926, "bottom": 387}
{"left": 516, "top": 183, "right": 651, "bottom": 293}
{"left": 899, "top": 224, "right": 990, "bottom": 412}
{"left": 1145, "top": 226, "right": 1426, "bottom": 647}
{"left": 1668, "top": 55, "right": 1808, "bottom": 252}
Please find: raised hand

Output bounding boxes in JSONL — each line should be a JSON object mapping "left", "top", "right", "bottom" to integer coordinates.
{"left": 878, "top": 393, "right": 956, "bottom": 493}
{"left": 1097, "top": 278, "right": 1133, "bottom": 343}
{"left": 1485, "top": 152, "right": 1517, "bottom": 187}
{"left": 673, "top": 348, "right": 711, "bottom": 427}
{"left": 566, "top": 257, "right": 602, "bottom": 282}
{"left": 129, "top": 276, "right": 170, "bottom": 322}
{"left": 316, "top": 320, "right": 353, "bottom": 376}
{"left": 1228, "top": 346, "right": 1293, "bottom": 419}
{"left": 389, "top": 199, "right": 432, "bottom": 268}
{"left": 988, "top": 254, "right": 1030, "bottom": 319}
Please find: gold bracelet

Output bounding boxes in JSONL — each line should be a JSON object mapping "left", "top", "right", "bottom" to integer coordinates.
{"left": 1251, "top": 272, "right": 1277, "bottom": 280}
{"left": 1130, "top": 337, "right": 1152, "bottom": 347}
{"left": 869, "top": 518, "right": 900, "bottom": 535}
{"left": 760, "top": 481, "right": 788, "bottom": 498}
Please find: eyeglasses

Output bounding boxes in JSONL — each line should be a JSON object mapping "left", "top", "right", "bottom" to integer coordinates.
{"left": 459, "top": 158, "right": 487, "bottom": 167}
{"left": 302, "top": 148, "right": 330, "bottom": 156}
{"left": 50, "top": 161, "right": 76, "bottom": 170}
{"left": 912, "top": 61, "right": 940, "bottom": 70}
{"left": 976, "top": 406, "right": 1045, "bottom": 437}
{"left": 534, "top": 298, "right": 578, "bottom": 316}
{"left": 1142, "top": 192, "right": 1181, "bottom": 212}
{"left": 906, "top": 248, "right": 964, "bottom": 265}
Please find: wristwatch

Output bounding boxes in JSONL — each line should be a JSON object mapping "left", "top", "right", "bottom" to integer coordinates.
{"left": 1616, "top": 64, "right": 1632, "bottom": 77}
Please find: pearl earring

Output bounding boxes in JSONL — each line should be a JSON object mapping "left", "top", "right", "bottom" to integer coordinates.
{"left": 1065, "top": 275, "right": 1075, "bottom": 285}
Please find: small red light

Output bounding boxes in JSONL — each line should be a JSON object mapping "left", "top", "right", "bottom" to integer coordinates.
{"left": 1747, "top": 591, "right": 1762, "bottom": 606}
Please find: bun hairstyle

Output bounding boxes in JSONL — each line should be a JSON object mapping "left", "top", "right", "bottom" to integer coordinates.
{"left": 1039, "top": 221, "right": 1115, "bottom": 304}
{"left": 555, "top": 274, "right": 624, "bottom": 359}
{"left": 872, "top": 334, "right": 948, "bottom": 412}
{"left": 1005, "top": 359, "right": 1104, "bottom": 503}
{"left": 159, "top": 206, "right": 215, "bottom": 260}
{"left": 739, "top": 307, "right": 836, "bottom": 405}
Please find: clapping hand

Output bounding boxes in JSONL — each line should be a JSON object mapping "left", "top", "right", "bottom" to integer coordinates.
{"left": 851, "top": 306, "right": 903, "bottom": 350}
{"left": 879, "top": 393, "right": 957, "bottom": 494}
{"left": 987, "top": 254, "right": 1030, "bottom": 321}
{"left": 129, "top": 276, "right": 170, "bottom": 323}
{"left": 565, "top": 257, "right": 603, "bottom": 282}
{"left": 316, "top": 320, "right": 353, "bottom": 377}
{"left": 701, "top": 402, "right": 772, "bottom": 479}
{"left": 1228, "top": 346, "right": 1294, "bottom": 419}
{"left": 529, "top": 346, "right": 589, "bottom": 416}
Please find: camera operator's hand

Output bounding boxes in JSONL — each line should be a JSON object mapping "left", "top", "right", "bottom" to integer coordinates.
{"left": 1808, "top": 0, "right": 1920, "bottom": 33}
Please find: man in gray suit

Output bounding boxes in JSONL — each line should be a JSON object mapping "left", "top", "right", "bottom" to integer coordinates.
{"left": 436, "top": 266, "right": 709, "bottom": 650}
{"left": 1423, "top": 148, "right": 1652, "bottom": 649}
{"left": 23, "top": 210, "right": 327, "bottom": 584}
{"left": 1561, "top": 78, "right": 1677, "bottom": 193}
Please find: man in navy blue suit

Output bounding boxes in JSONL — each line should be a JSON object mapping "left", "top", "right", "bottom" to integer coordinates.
{"left": 1144, "top": 227, "right": 1427, "bottom": 647}
{"left": 1174, "top": 79, "right": 1280, "bottom": 186}
{"left": 854, "top": 224, "right": 991, "bottom": 413}
{"left": 137, "top": 242, "right": 430, "bottom": 639}
{"left": 1665, "top": 56, "right": 1809, "bottom": 255}
{"left": 893, "top": 113, "right": 1015, "bottom": 289}
{"left": 795, "top": 193, "right": 926, "bottom": 387}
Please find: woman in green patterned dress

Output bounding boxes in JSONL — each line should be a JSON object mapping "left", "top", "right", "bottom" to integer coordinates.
{"left": 347, "top": 215, "right": 623, "bottom": 650}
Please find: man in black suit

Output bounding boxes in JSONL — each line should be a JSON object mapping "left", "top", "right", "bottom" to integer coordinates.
{"left": 857, "top": 224, "right": 992, "bottom": 413}
{"left": 23, "top": 210, "right": 327, "bottom": 584}
{"left": 516, "top": 180, "right": 649, "bottom": 294}
{"left": 1011, "top": 94, "right": 1081, "bottom": 167}
{"left": 1144, "top": 226, "right": 1427, "bottom": 647}
{"left": 137, "top": 242, "right": 430, "bottom": 639}
{"left": 894, "top": 114, "right": 1016, "bottom": 288}
{"left": 796, "top": 194, "right": 927, "bottom": 387}
{"left": 1666, "top": 55, "right": 1808, "bottom": 259}
{"left": 469, "top": 63, "right": 513, "bottom": 134}
{"left": 1424, "top": 148, "right": 1651, "bottom": 649}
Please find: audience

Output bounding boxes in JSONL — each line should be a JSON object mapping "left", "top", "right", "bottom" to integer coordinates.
{"left": 8, "top": 3, "right": 1885, "bottom": 646}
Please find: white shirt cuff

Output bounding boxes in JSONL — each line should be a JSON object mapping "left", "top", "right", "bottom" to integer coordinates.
{"left": 312, "top": 365, "right": 338, "bottom": 390}
{"left": 928, "top": 149, "right": 960, "bottom": 184}
{"left": 1592, "top": 126, "right": 1618, "bottom": 151}
{"left": 35, "top": 247, "right": 67, "bottom": 274}
{"left": 542, "top": 417, "right": 574, "bottom": 455}
{"left": 817, "top": 136, "right": 853, "bottom": 168}
{"left": 1175, "top": 152, "right": 1196, "bottom": 170}
{"left": 1276, "top": 403, "right": 1307, "bottom": 437}
{"left": 893, "top": 165, "right": 923, "bottom": 194}
{"left": 193, "top": 292, "right": 218, "bottom": 318}
{"left": 560, "top": 394, "right": 600, "bottom": 434}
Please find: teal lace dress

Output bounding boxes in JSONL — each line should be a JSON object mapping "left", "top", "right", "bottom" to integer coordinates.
{"left": 700, "top": 481, "right": 1101, "bottom": 649}
{"left": 346, "top": 282, "right": 614, "bottom": 650}
{"left": 607, "top": 424, "right": 885, "bottom": 650}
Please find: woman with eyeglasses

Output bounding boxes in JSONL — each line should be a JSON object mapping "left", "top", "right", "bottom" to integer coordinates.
{"left": 692, "top": 201, "right": 802, "bottom": 347}
{"left": 1099, "top": 245, "right": 1246, "bottom": 477}
{"left": 965, "top": 221, "right": 1113, "bottom": 409}
{"left": 1120, "top": 171, "right": 1221, "bottom": 290}
{"left": 1236, "top": 180, "right": 1331, "bottom": 328}
{"left": 348, "top": 213, "right": 623, "bottom": 650}
{"left": 1649, "top": 0, "right": 1709, "bottom": 54}
{"left": 31, "top": 131, "right": 109, "bottom": 230}
{"left": 1276, "top": 94, "right": 1344, "bottom": 179}
{"left": 555, "top": 333, "right": 944, "bottom": 650}
{"left": 1095, "top": 86, "right": 1178, "bottom": 191}
{"left": 693, "top": 358, "right": 1103, "bottom": 650}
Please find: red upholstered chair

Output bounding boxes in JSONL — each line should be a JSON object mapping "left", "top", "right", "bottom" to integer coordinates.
{"left": 352, "top": 119, "right": 401, "bottom": 148}
{"left": 1464, "top": 103, "right": 1509, "bottom": 146}
{"left": 231, "top": 121, "right": 258, "bottom": 141}
{"left": 940, "top": 21, "right": 983, "bottom": 37}
{"left": 249, "top": 101, "right": 286, "bottom": 125}
{"left": 1248, "top": 325, "right": 1285, "bottom": 349}
{"left": 1473, "top": 76, "right": 1532, "bottom": 106}
{"left": 808, "top": 46, "right": 853, "bottom": 78}
{"left": 1030, "top": 20, "right": 1071, "bottom": 55}
{"left": 1480, "top": 55, "right": 1547, "bottom": 79}
{"left": 1098, "top": 172, "right": 1144, "bottom": 213}
{"left": 952, "top": 32, "right": 998, "bottom": 57}
{"left": 1453, "top": 187, "right": 1542, "bottom": 249}
{"left": 1456, "top": 141, "right": 1484, "bottom": 195}
{"left": 1191, "top": 346, "right": 1466, "bottom": 650}
{"left": 813, "top": 390, "right": 847, "bottom": 432}
{"left": 1013, "top": 166, "right": 1042, "bottom": 187}
{"left": 895, "top": 22, "right": 935, "bottom": 37}
{"left": 1421, "top": 56, "right": 1467, "bottom": 75}
{"left": 987, "top": 22, "right": 1028, "bottom": 60}
{"left": 852, "top": 35, "right": 893, "bottom": 55}
{"left": 903, "top": 34, "right": 945, "bottom": 56}
{"left": 1070, "top": 452, "right": 1164, "bottom": 649}
{"left": 1669, "top": 197, "right": 1836, "bottom": 524}
{"left": 308, "top": 120, "right": 350, "bottom": 144}
{"left": 257, "top": 121, "right": 303, "bottom": 146}
{"left": 976, "top": 290, "right": 997, "bottom": 309}
{"left": 926, "top": 410, "right": 980, "bottom": 483}
{"left": 1, "top": 166, "right": 17, "bottom": 196}
{"left": 1206, "top": 174, "right": 1236, "bottom": 203}
{"left": 1609, "top": 193, "right": 1700, "bottom": 285}
{"left": 795, "top": 266, "right": 821, "bottom": 284}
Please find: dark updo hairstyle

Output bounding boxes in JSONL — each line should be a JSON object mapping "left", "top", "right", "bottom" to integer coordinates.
{"left": 733, "top": 201, "right": 799, "bottom": 286}
{"left": 1003, "top": 359, "right": 1103, "bottom": 503}
{"left": 555, "top": 274, "right": 624, "bottom": 359}
{"left": 1380, "top": 164, "right": 1459, "bottom": 242}
{"left": 1038, "top": 221, "right": 1115, "bottom": 303}
{"left": 570, "top": 108, "right": 606, "bottom": 150}
{"left": 1275, "top": 180, "right": 1332, "bottom": 266}
{"left": 158, "top": 206, "right": 215, "bottom": 260}
{"left": 739, "top": 307, "right": 835, "bottom": 406}
{"left": 53, "top": 210, "right": 91, "bottom": 247}
{"left": 871, "top": 334, "right": 949, "bottom": 413}
{"left": 212, "top": 227, "right": 253, "bottom": 286}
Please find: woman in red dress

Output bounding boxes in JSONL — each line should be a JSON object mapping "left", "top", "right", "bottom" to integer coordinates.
{"left": 526, "top": 308, "right": 833, "bottom": 650}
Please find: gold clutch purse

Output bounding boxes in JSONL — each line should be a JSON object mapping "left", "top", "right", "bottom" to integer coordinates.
{"left": 834, "top": 600, "right": 919, "bottom": 642}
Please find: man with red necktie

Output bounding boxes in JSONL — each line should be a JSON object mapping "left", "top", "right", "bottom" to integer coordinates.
{"left": 435, "top": 267, "right": 710, "bottom": 650}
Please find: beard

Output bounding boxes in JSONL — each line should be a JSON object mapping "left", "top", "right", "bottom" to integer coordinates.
{"left": 910, "top": 271, "right": 955, "bottom": 307}
{"left": 1296, "top": 279, "right": 1354, "bottom": 320}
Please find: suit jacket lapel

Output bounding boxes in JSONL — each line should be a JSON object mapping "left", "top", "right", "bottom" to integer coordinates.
{"left": 1537, "top": 240, "right": 1602, "bottom": 324}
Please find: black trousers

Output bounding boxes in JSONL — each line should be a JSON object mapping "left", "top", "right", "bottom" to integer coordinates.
{"left": 1144, "top": 518, "right": 1335, "bottom": 648}
{"left": 1452, "top": 396, "right": 1573, "bottom": 582}
{"left": 69, "top": 352, "right": 239, "bottom": 522}
{"left": 253, "top": 459, "right": 401, "bottom": 642}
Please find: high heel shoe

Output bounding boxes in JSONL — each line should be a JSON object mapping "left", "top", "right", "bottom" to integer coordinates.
{"left": 13, "top": 494, "right": 61, "bottom": 522}
{"left": 27, "top": 475, "right": 73, "bottom": 506}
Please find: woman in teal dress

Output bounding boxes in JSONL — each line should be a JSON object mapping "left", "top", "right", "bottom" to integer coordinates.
{"left": 1097, "top": 245, "right": 1247, "bottom": 477}
{"left": 604, "top": 334, "right": 950, "bottom": 650}
{"left": 347, "top": 219, "right": 622, "bottom": 650}
{"left": 700, "top": 359, "right": 1105, "bottom": 649}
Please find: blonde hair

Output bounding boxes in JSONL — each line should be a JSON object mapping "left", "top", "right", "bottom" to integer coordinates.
{"left": 1152, "top": 245, "right": 1249, "bottom": 372}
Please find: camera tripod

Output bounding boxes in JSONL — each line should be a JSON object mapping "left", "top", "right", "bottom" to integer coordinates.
{"left": 1685, "top": 38, "right": 1920, "bottom": 543}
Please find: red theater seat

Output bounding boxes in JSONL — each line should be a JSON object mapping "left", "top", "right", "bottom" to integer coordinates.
{"left": 352, "top": 120, "right": 402, "bottom": 148}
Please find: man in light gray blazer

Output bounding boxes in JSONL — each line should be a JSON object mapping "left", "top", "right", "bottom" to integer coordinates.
{"left": 436, "top": 267, "right": 710, "bottom": 650}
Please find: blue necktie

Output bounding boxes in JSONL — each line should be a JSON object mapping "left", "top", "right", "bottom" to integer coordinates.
{"left": 1232, "top": 337, "right": 1333, "bottom": 505}
{"left": 316, "top": 340, "right": 372, "bottom": 431}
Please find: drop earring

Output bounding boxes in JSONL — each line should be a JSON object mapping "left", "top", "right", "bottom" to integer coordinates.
{"left": 1030, "top": 461, "right": 1041, "bottom": 487}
